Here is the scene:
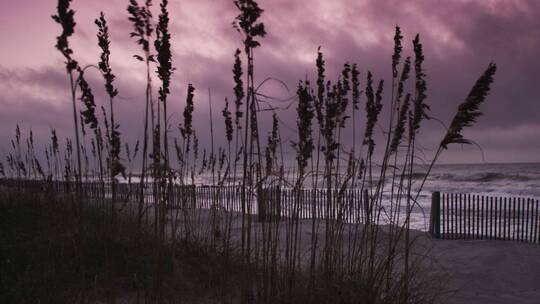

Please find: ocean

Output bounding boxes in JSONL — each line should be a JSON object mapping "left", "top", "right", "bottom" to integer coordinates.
{"left": 409, "top": 162, "right": 540, "bottom": 230}
{"left": 118, "top": 162, "right": 540, "bottom": 231}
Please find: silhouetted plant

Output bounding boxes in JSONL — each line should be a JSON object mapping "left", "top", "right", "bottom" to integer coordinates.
{"left": 128, "top": 0, "right": 154, "bottom": 60}
{"left": 293, "top": 81, "right": 315, "bottom": 182}
{"left": 234, "top": 0, "right": 267, "bottom": 275}
{"left": 392, "top": 26, "right": 403, "bottom": 79}
{"left": 363, "top": 72, "right": 383, "bottom": 157}
{"left": 233, "top": 49, "right": 244, "bottom": 128}
{"left": 52, "top": 0, "right": 83, "bottom": 201}
{"left": 350, "top": 63, "right": 361, "bottom": 178}
{"left": 233, "top": 0, "right": 267, "bottom": 52}
{"left": 222, "top": 98, "right": 234, "bottom": 144}
{"left": 52, "top": 0, "right": 78, "bottom": 73}
{"left": 315, "top": 47, "right": 326, "bottom": 129}
{"left": 127, "top": 0, "right": 154, "bottom": 234}
{"left": 265, "top": 113, "right": 280, "bottom": 177}
{"left": 155, "top": 1, "right": 173, "bottom": 107}
{"left": 96, "top": 13, "right": 118, "bottom": 99}
{"left": 77, "top": 72, "right": 98, "bottom": 131}
{"left": 181, "top": 84, "right": 196, "bottom": 141}
{"left": 96, "top": 12, "right": 125, "bottom": 180}
{"left": 410, "top": 34, "right": 429, "bottom": 137}
{"left": 390, "top": 93, "right": 411, "bottom": 153}
{"left": 52, "top": 0, "right": 85, "bottom": 251}
{"left": 154, "top": 2, "right": 175, "bottom": 298}
{"left": 396, "top": 57, "right": 411, "bottom": 110}
{"left": 441, "top": 63, "right": 497, "bottom": 149}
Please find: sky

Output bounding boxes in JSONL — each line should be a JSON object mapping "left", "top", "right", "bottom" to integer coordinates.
{"left": 0, "top": 0, "right": 539, "bottom": 165}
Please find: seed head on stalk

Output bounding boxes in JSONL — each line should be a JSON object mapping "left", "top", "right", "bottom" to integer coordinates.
{"left": 96, "top": 12, "right": 125, "bottom": 178}
{"left": 233, "top": 49, "right": 244, "bottom": 128}
{"left": 265, "top": 113, "right": 279, "bottom": 176}
{"left": 127, "top": 0, "right": 154, "bottom": 58}
{"left": 315, "top": 47, "right": 326, "bottom": 128}
{"left": 193, "top": 131, "right": 199, "bottom": 161}
{"left": 223, "top": 98, "right": 234, "bottom": 143}
{"left": 410, "top": 34, "right": 429, "bottom": 138}
{"left": 109, "top": 127, "right": 125, "bottom": 178}
{"left": 351, "top": 63, "right": 361, "bottom": 110}
{"left": 96, "top": 12, "right": 118, "bottom": 99}
{"left": 441, "top": 63, "right": 497, "bottom": 149}
{"left": 322, "top": 84, "right": 340, "bottom": 162}
{"left": 52, "top": 0, "right": 78, "bottom": 72}
{"left": 155, "top": 0, "right": 173, "bottom": 105}
{"left": 293, "top": 81, "right": 315, "bottom": 175}
{"left": 396, "top": 57, "right": 411, "bottom": 107}
{"left": 77, "top": 71, "right": 98, "bottom": 131}
{"left": 392, "top": 26, "right": 403, "bottom": 79}
{"left": 363, "top": 72, "right": 383, "bottom": 157}
{"left": 390, "top": 93, "right": 411, "bottom": 153}
{"left": 338, "top": 64, "right": 352, "bottom": 127}
{"left": 181, "top": 84, "right": 196, "bottom": 140}
{"left": 51, "top": 129, "right": 59, "bottom": 154}
{"left": 233, "top": 0, "right": 267, "bottom": 52}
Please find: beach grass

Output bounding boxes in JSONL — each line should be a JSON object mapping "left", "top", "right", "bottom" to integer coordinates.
{"left": 0, "top": 0, "right": 501, "bottom": 303}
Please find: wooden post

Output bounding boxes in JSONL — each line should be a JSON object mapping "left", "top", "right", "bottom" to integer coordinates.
{"left": 430, "top": 191, "right": 441, "bottom": 238}
{"left": 533, "top": 200, "right": 540, "bottom": 243}
{"left": 363, "top": 189, "right": 370, "bottom": 225}
{"left": 257, "top": 186, "right": 281, "bottom": 222}
{"left": 441, "top": 193, "right": 445, "bottom": 238}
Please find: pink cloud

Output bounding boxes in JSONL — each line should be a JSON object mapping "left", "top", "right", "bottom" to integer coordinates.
{"left": 0, "top": 0, "right": 539, "bottom": 163}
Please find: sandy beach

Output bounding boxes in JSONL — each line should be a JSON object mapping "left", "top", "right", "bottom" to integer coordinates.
{"left": 159, "top": 206, "right": 540, "bottom": 304}
{"left": 428, "top": 238, "right": 540, "bottom": 304}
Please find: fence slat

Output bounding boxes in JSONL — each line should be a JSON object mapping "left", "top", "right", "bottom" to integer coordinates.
{"left": 534, "top": 200, "right": 540, "bottom": 243}
{"left": 526, "top": 199, "right": 531, "bottom": 242}
{"left": 430, "top": 192, "right": 441, "bottom": 238}
{"left": 441, "top": 193, "right": 446, "bottom": 238}
{"left": 459, "top": 193, "right": 463, "bottom": 238}
{"left": 517, "top": 197, "right": 523, "bottom": 242}
{"left": 454, "top": 193, "right": 458, "bottom": 239}
{"left": 467, "top": 194, "right": 471, "bottom": 239}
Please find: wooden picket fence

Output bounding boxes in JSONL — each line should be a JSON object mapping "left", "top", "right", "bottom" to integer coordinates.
{"left": 429, "top": 192, "right": 540, "bottom": 243}
{"left": 0, "top": 178, "right": 372, "bottom": 223}
{"left": 3, "top": 179, "right": 539, "bottom": 243}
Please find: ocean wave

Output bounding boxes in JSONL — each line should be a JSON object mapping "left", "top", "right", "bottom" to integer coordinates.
{"left": 431, "top": 172, "right": 539, "bottom": 182}
{"left": 409, "top": 172, "right": 427, "bottom": 180}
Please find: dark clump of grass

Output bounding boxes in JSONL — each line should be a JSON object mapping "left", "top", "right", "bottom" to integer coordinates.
{"left": 0, "top": 190, "right": 155, "bottom": 303}
{"left": 0, "top": 187, "right": 246, "bottom": 304}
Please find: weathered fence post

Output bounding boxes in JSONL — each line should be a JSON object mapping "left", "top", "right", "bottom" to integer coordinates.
{"left": 363, "top": 189, "right": 370, "bottom": 225}
{"left": 257, "top": 186, "right": 282, "bottom": 222}
{"left": 430, "top": 191, "right": 441, "bottom": 238}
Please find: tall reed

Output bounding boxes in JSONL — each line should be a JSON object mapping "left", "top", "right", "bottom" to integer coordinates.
{"left": 127, "top": 0, "right": 154, "bottom": 233}
{"left": 52, "top": 0, "right": 84, "bottom": 234}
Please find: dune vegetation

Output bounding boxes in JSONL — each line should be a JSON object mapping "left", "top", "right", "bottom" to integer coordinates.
{"left": 0, "top": 0, "right": 497, "bottom": 303}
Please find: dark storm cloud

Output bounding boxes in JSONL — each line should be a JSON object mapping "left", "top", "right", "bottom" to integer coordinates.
{"left": 0, "top": 0, "right": 538, "bottom": 163}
